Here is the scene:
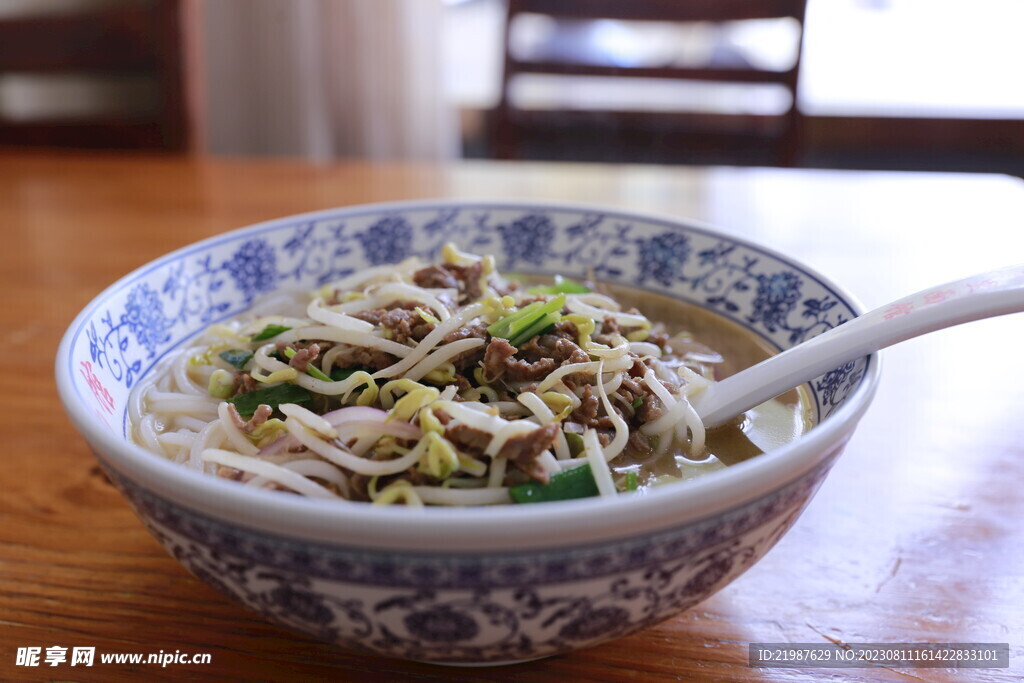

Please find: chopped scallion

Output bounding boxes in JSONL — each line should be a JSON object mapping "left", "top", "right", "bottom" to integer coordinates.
{"left": 487, "top": 293, "right": 565, "bottom": 347}
{"left": 564, "top": 432, "right": 585, "bottom": 456}
{"left": 251, "top": 324, "right": 292, "bottom": 341}
{"left": 509, "top": 463, "right": 599, "bottom": 504}
{"left": 219, "top": 349, "right": 253, "bottom": 369}
{"left": 226, "top": 383, "right": 311, "bottom": 417}
{"left": 330, "top": 366, "right": 370, "bottom": 382}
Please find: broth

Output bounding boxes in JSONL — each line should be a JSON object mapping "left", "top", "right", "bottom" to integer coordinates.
{"left": 590, "top": 283, "right": 815, "bottom": 490}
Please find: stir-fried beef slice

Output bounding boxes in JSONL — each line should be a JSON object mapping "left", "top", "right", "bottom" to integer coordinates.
{"left": 380, "top": 307, "right": 435, "bottom": 344}
{"left": 505, "top": 356, "right": 558, "bottom": 382}
{"left": 572, "top": 384, "right": 599, "bottom": 425}
{"left": 483, "top": 337, "right": 516, "bottom": 380}
{"left": 442, "top": 323, "right": 489, "bottom": 370}
{"left": 483, "top": 337, "right": 547, "bottom": 382}
{"left": 353, "top": 308, "right": 385, "bottom": 326}
{"left": 225, "top": 403, "right": 273, "bottom": 433}
{"left": 442, "top": 322, "right": 488, "bottom": 344}
{"left": 331, "top": 346, "right": 398, "bottom": 371}
{"left": 593, "top": 317, "right": 623, "bottom": 346}
{"left": 620, "top": 376, "right": 644, "bottom": 396}
{"left": 551, "top": 319, "right": 578, "bottom": 340}
{"left": 519, "top": 334, "right": 589, "bottom": 365}
{"left": 636, "top": 391, "right": 666, "bottom": 423}
{"left": 451, "top": 347, "right": 487, "bottom": 372}
{"left": 445, "top": 422, "right": 558, "bottom": 483}
{"left": 445, "top": 261, "right": 485, "bottom": 303}
{"left": 245, "top": 404, "right": 274, "bottom": 432}
{"left": 445, "top": 423, "right": 491, "bottom": 455}
{"left": 412, "top": 264, "right": 459, "bottom": 290}
{"left": 496, "top": 423, "right": 559, "bottom": 483}
{"left": 413, "top": 262, "right": 484, "bottom": 304}
{"left": 609, "top": 377, "right": 641, "bottom": 410}
{"left": 600, "top": 317, "right": 622, "bottom": 336}
{"left": 232, "top": 372, "right": 259, "bottom": 397}
{"left": 286, "top": 343, "right": 321, "bottom": 372}
{"left": 355, "top": 303, "right": 435, "bottom": 344}
{"left": 450, "top": 373, "right": 473, "bottom": 395}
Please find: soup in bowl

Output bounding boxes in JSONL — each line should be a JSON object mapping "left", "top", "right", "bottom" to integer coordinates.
{"left": 56, "top": 201, "right": 878, "bottom": 664}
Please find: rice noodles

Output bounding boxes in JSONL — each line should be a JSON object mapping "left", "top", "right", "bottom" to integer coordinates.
{"left": 130, "top": 244, "right": 774, "bottom": 506}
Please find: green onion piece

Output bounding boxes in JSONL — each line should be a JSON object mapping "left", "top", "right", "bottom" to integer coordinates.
{"left": 226, "top": 383, "right": 311, "bottom": 417}
{"left": 564, "top": 432, "right": 585, "bottom": 456}
{"left": 625, "top": 470, "right": 639, "bottom": 492}
{"left": 487, "top": 293, "right": 565, "bottom": 347}
{"left": 631, "top": 396, "right": 644, "bottom": 409}
{"left": 304, "top": 365, "right": 331, "bottom": 382}
{"left": 251, "top": 324, "right": 292, "bottom": 341}
{"left": 527, "top": 276, "right": 591, "bottom": 295}
{"left": 510, "top": 463, "right": 600, "bottom": 504}
{"left": 330, "top": 366, "right": 370, "bottom": 382}
{"left": 219, "top": 349, "right": 253, "bottom": 369}
{"left": 512, "top": 312, "right": 561, "bottom": 347}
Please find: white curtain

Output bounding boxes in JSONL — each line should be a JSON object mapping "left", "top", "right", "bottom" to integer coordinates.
{"left": 200, "top": 0, "right": 458, "bottom": 160}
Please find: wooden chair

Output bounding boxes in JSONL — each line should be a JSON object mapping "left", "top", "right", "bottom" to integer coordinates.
{"left": 492, "top": 0, "right": 807, "bottom": 166}
{"left": 0, "top": 0, "right": 193, "bottom": 151}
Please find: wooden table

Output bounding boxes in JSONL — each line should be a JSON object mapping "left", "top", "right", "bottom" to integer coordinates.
{"left": 3, "top": 152, "right": 1022, "bottom": 681}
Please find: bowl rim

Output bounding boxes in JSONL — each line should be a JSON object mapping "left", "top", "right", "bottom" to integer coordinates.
{"left": 56, "top": 199, "right": 880, "bottom": 553}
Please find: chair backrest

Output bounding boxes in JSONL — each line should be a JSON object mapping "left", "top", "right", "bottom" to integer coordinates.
{"left": 0, "top": 0, "right": 192, "bottom": 151}
{"left": 492, "top": 0, "right": 807, "bottom": 166}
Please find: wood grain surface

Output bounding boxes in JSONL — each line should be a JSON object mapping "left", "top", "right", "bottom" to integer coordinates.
{"left": 2, "top": 151, "right": 1022, "bottom": 682}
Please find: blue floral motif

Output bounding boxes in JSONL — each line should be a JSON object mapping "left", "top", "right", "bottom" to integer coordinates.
{"left": 679, "top": 557, "right": 733, "bottom": 598}
{"left": 558, "top": 606, "right": 630, "bottom": 640}
{"left": 267, "top": 585, "right": 334, "bottom": 626}
{"left": 497, "top": 214, "right": 555, "bottom": 267}
{"left": 403, "top": 606, "right": 480, "bottom": 643}
{"left": 749, "top": 271, "right": 802, "bottom": 332}
{"left": 636, "top": 231, "right": 690, "bottom": 286}
{"left": 108, "top": 457, "right": 835, "bottom": 663}
{"left": 816, "top": 361, "right": 861, "bottom": 410}
{"left": 122, "top": 283, "right": 172, "bottom": 358}
{"left": 356, "top": 216, "right": 414, "bottom": 265}
{"left": 222, "top": 239, "right": 277, "bottom": 301}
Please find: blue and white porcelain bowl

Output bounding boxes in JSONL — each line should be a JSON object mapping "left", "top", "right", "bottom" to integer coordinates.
{"left": 56, "top": 201, "right": 879, "bottom": 664}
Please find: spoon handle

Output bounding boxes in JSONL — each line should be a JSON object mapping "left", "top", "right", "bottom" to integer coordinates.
{"left": 693, "top": 264, "right": 1024, "bottom": 428}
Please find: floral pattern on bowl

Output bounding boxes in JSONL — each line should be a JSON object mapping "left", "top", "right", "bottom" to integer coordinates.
{"left": 109, "top": 451, "right": 838, "bottom": 663}
{"left": 67, "top": 203, "right": 867, "bottom": 437}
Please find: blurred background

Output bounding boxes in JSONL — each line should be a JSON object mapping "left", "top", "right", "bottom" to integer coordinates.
{"left": 0, "top": 0, "right": 1020, "bottom": 173}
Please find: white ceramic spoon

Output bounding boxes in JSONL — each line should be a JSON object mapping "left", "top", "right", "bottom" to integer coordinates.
{"left": 692, "top": 264, "right": 1024, "bottom": 428}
